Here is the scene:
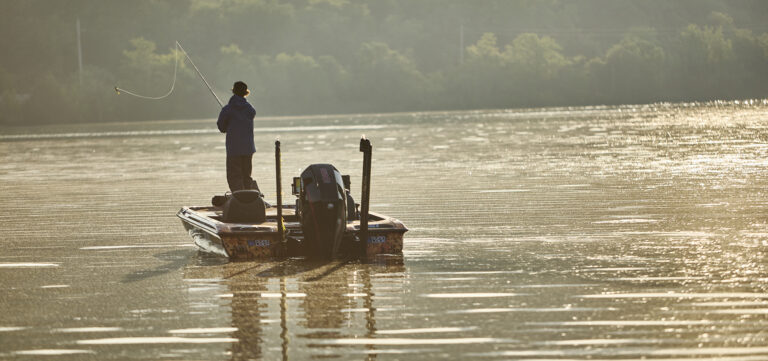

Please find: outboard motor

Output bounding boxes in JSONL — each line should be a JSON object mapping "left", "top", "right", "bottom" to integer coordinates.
{"left": 295, "top": 164, "right": 347, "bottom": 259}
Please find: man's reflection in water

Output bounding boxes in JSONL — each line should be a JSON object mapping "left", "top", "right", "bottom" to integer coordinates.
{"left": 183, "top": 254, "right": 269, "bottom": 360}
{"left": 185, "top": 254, "right": 405, "bottom": 361}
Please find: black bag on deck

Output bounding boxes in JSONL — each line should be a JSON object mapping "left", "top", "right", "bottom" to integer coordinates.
{"left": 222, "top": 190, "right": 266, "bottom": 223}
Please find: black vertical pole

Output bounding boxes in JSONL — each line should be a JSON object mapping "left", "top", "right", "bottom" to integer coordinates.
{"left": 359, "top": 137, "right": 372, "bottom": 258}
{"left": 275, "top": 140, "right": 284, "bottom": 244}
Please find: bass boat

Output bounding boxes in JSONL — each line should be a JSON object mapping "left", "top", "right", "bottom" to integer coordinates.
{"left": 177, "top": 138, "right": 407, "bottom": 261}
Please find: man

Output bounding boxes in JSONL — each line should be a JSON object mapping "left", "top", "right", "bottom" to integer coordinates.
{"left": 217, "top": 81, "right": 259, "bottom": 193}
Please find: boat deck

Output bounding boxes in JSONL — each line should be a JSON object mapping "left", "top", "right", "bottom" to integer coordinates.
{"left": 178, "top": 204, "right": 406, "bottom": 260}
{"left": 185, "top": 205, "right": 389, "bottom": 228}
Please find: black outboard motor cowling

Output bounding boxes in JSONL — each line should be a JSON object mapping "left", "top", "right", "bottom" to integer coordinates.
{"left": 297, "top": 164, "right": 347, "bottom": 259}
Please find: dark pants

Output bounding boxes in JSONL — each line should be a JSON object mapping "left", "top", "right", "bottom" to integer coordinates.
{"left": 226, "top": 154, "right": 259, "bottom": 192}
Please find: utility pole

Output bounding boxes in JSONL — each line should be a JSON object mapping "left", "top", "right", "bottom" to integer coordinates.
{"left": 459, "top": 22, "right": 465, "bottom": 65}
{"left": 76, "top": 18, "right": 83, "bottom": 87}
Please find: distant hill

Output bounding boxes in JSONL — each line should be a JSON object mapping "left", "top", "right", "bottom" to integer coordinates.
{"left": 1, "top": 0, "right": 767, "bottom": 124}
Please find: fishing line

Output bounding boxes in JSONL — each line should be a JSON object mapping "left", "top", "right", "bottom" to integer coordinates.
{"left": 115, "top": 41, "right": 223, "bottom": 108}
{"left": 114, "top": 42, "right": 179, "bottom": 101}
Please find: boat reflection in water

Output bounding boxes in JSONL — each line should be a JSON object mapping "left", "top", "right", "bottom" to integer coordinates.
{"left": 184, "top": 254, "right": 406, "bottom": 360}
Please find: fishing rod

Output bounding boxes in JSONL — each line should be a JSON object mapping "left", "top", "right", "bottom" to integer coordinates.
{"left": 114, "top": 41, "right": 223, "bottom": 108}
{"left": 176, "top": 41, "right": 223, "bottom": 108}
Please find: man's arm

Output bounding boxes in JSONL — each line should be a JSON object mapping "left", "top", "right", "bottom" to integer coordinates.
{"left": 216, "top": 107, "right": 228, "bottom": 133}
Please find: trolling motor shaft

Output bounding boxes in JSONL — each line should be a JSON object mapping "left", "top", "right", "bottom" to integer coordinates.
{"left": 359, "top": 137, "right": 372, "bottom": 257}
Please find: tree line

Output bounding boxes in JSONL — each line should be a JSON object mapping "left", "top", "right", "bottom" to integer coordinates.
{"left": 1, "top": 0, "right": 767, "bottom": 125}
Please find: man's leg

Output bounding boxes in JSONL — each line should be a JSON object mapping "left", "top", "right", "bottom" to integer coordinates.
{"left": 242, "top": 154, "right": 258, "bottom": 192}
{"left": 226, "top": 155, "right": 245, "bottom": 192}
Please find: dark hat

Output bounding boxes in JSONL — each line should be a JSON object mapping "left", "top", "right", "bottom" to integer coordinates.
{"left": 232, "top": 81, "right": 249, "bottom": 96}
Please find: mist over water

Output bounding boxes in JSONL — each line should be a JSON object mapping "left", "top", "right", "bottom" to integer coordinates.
{"left": 1, "top": 102, "right": 768, "bottom": 359}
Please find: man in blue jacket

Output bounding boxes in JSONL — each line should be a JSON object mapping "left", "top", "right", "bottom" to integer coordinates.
{"left": 217, "top": 81, "right": 259, "bottom": 193}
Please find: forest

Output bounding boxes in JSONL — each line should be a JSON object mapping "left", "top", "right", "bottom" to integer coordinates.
{"left": 1, "top": 0, "right": 767, "bottom": 124}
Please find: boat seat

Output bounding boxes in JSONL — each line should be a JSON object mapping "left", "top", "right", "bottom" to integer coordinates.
{"left": 223, "top": 190, "right": 266, "bottom": 223}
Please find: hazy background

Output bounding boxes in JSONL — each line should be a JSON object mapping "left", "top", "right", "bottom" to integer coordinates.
{"left": 1, "top": 0, "right": 767, "bottom": 125}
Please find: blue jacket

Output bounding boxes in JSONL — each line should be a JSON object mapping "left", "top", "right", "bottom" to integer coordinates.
{"left": 217, "top": 95, "right": 256, "bottom": 156}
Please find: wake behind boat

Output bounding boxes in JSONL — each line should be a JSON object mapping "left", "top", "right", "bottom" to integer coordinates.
{"left": 178, "top": 138, "right": 407, "bottom": 261}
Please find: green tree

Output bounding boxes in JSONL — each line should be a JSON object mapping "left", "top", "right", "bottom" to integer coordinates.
{"left": 257, "top": 52, "right": 345, "bottom": 114}
{"left": 118, "top": 38, "right": 202, "bottom": 120}
{"left": 350, "top": 42, "right": 427, "bottom": 112}
{"left": 217, "top": 43, "right": 260, "bottom": 93}
{"left": 680, "top": 23, "right": 733, "bottom": 65}
{"left": 189, "top": 0, "right": 296, "bottom": 55}
{"left": 451, "top": 32, "right": 572, "bottom": 108}
{"left": 120, "top": 38, "right": 179, "bottom": 92}
{"left": 466, "top": 33, "right": 504, "bottom": 64}
{"left": 453, "top": 33, "right": 508, "bottom": 108}
{"left": 504, "top": 33, "right": 570, "bottom": 80}
{"left": 595, "top": 34, "right": 666, "bottom": 103}
{"left": 4, "top": 1, "right": 768, "bottom": 123}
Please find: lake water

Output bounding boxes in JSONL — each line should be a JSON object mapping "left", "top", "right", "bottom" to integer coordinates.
{"left": 1, "top": 102, "right": 768, "bottom": 360}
